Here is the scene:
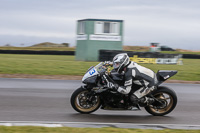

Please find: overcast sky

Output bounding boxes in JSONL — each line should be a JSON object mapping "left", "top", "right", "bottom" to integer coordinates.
{"left": 0, "top": 0, "right": 200, "bottom": 50}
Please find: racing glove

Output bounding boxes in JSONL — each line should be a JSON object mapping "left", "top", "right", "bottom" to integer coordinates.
{"left": 104, "top": 61, "right": 113, "bottom": 66}
{"left": 107, "top": 81, "right": 118, "bottom": 90}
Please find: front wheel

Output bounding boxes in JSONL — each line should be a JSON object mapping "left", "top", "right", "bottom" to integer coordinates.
{"left": 70, "top": 87, "right": 101, "bottom": 114}
{"left": 145, "top": 86, "right": 177, "bottom": 116}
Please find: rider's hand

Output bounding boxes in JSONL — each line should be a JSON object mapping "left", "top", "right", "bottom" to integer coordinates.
{"left": 107, "top": 82, "right": 118, "bottom": 90}
{"left": 104, "top": 61, "right": 113, "bottom": 66}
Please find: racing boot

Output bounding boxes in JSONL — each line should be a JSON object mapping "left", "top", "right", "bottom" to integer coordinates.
{"left": 129, "top": 94, "right": 141, "bottom": 110}
{"left": 130, "top": 86, "right": 156, "bottom": 107}
{"left": 139, "top": 97, "right": 155, "bottom": 106}
{"left": 130, "top": 94, "right": 155, "bottom": 107}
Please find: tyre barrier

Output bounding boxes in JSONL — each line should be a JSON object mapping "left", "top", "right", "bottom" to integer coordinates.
{"left": 0, "top": 49, "right": 199, "bottom": 59}
{"left": 182, "top": 54, "right": 200, "bottom": 59}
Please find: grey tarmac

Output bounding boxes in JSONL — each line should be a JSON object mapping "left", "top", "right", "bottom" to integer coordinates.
{"left": 0, "top": 78, "right": 200, "bottom": 128}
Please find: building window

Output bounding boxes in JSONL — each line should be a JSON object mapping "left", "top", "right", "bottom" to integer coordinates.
{"left": 95, "top": 21, "right": 103, "bottom": 34}
{"left": 111, "top": 22, "right": 119, "bottom": 34}
{"left": 78, "top": 21, "right": 85, "bottom": 34}
{"left": 104, "top": 22, "right": 110, "bottom": 33}
{"left": 95, "top": 21, "right": 119, "bottom": 35}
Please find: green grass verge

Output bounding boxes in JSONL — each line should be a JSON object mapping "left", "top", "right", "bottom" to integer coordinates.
{"left": 0, "top": 54, "right": 97, "bottom": 76}
{"left": 0, "top": 47, "right": 75, "bottom": 51}
{"left": 0, "top": 54, "right": 199, "bottom": 81}
{"left": 140, "top": 59, "right": 200, "bottom": 81}
{"left": 0, "top": 126, "right": 200, "bottom": 133}
{"left": 160, "top": 51, "right": 200, "bottom": 55}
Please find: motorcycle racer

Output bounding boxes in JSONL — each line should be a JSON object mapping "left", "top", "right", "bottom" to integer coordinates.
{"left": 71, "top": 53, "right": 177, "bottom": 115}
{"left": 105, "top": 53, "right": 157, "bottom": 105}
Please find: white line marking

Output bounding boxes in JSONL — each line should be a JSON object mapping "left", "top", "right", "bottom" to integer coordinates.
{"left": 1, "top": 121, "right": 200, "bottom": 129}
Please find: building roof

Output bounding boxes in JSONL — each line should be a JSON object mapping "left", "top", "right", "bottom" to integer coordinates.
{"left": 78, "top": 18, "right": 123, "bottom": 22}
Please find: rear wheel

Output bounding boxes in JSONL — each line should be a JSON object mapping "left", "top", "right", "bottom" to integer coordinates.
{"left": 145, "top": 86, "right": 177, "bottom": 116}
{"left": 70, "top": 87, "right": 101, "bottom": 114}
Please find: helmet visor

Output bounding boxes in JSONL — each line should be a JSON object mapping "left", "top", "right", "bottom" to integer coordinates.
{"left": 113, "top": 62, "right": 120, "bottom": 69}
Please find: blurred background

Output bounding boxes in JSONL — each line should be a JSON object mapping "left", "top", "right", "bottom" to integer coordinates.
{"left": 0, "top": 0, "right": 200, "bottom": 50}
{"left": 0, "top": 0, "right": 199, "bottom": 81}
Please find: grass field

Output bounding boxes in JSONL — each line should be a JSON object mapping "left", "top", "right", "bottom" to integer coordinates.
{"left": 0, "top": 54, "right": 96, "bottom": 76}
{"left": 0, "top": 46, "right": 75, "bottom": 51}
{"left": 0, "top": 54, "right": 199, "bottom": 81}
{"left": 161, "top": 51, "right": 200, "bottom": 55}
{"left": 0, "top": 126, "right": 199, "bottom": 133}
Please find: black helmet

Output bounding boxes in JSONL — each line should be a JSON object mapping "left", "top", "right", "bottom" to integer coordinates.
{"left": 113, "top": 53, "right": 130, "bottom": 73}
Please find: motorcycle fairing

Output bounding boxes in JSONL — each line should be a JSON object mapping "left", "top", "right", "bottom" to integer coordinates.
{"left": 82, "top": 67, "right": 99, "bottom": 84}
{"left": 156, "top": 70, "right": 177, "bottom": 84}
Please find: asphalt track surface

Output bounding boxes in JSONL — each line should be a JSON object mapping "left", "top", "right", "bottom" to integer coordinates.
{"left": 0, "top": 78, "right": 200, "bottom": 126}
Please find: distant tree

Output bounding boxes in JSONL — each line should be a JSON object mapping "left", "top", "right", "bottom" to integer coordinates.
{"left": 62, "top": 43, "right": 69, "bottom": 47}
{"left": 4, "top": 44, "right": 12, "bottom": 47}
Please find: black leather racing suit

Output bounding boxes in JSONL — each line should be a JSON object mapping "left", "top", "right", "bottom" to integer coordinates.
{"left": 116, "top": 61, "right": 157, "bottom": 98}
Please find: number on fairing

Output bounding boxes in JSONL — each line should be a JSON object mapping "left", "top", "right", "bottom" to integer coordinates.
{"left": 89, "top": 68, "right": 96, "bottom": 75}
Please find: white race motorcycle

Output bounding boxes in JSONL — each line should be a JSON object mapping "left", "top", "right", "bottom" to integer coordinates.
{"left": 71, "top": 62, "right": 177, "bottom": 116}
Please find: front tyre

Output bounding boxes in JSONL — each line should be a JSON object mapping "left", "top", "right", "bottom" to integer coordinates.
{"left": 70, "top": 87, "right": 101, "bottom": 114}
{"left": 145, "top": 86, "right": 177, "bottom": 116}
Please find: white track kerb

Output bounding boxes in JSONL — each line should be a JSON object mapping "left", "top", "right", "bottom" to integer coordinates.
{"left": 1, "top": 121, "right": 200, "bottom": 130}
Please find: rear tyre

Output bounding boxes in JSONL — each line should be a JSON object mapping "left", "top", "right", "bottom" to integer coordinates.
{"left": 145, "top": 86, "right": 177, "bottom": 116}
{"left": 70, "top": 87, "right": 101, "bottom": 114}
